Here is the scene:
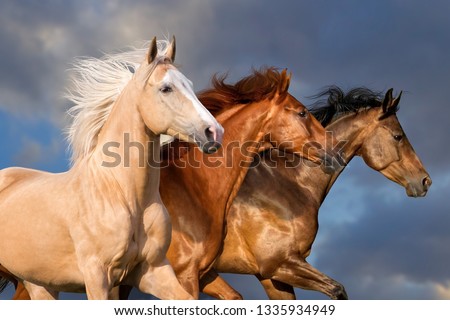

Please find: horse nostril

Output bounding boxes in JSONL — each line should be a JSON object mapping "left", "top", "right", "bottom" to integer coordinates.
{"left": 204, "top": 126, "right": 216, "bottom": 142}
{"left": 422, "top": 176, "right": 432, "bottom": 188}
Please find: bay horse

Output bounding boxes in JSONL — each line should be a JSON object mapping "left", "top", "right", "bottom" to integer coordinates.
{"left": 0, "top": 68, "right": 341, "bottom": 300}
{"left": 201, "top": 87, "right": 432, "bottom": 299}
{"left": 0, "top": 37, "right": 223, "bottom": 300}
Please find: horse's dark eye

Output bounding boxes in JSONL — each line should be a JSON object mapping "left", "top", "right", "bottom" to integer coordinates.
{"left": 160, "top": 86, "right": 173, "bottom": 93}
{"left": 298, "top": 110, "right": 307, "bottom": 118}
{"left": 393, "top": 134, "right": 403, "bottom": 141}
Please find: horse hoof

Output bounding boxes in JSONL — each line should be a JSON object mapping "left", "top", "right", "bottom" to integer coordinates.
{"left": 332, "top": 286, "right": 348, "bottom": 300}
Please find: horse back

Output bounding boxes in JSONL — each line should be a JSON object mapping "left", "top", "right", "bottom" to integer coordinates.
{"left": 0, "top": 167, "right": 47, "bottom": 193}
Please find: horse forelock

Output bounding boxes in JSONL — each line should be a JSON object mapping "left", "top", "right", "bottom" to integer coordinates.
{"left": 197, "top": 67, "right": 289, "bottom": 116}
{"left": 65, "top": 40, "right": 171, "bottom": 164}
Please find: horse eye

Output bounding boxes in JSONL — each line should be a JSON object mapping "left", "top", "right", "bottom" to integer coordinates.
{"left": 160, "top": 85, "right": 173, "bottom": 94}
{"left": 298, "top": 110, "right": 307, "bottom": 118}
{"left": 393, "top": 134, "right": 403, "bottom": 141}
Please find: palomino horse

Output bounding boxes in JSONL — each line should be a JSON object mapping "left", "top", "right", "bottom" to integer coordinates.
{"left": 0, "top": 37, "right": 223, "bottom": 300}
{"left": 201, "top": 87, "right": 432, "bottom": 299}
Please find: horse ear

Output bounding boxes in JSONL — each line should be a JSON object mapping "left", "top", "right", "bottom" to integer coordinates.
{"left": 147, "top": 37, "right": 158, "bottom": 65}
{"left": 390, "top": 90, "right": 402, "bottom": 110}
{"left": 277, "top": 69, "right": 291, "bottom": 94}
{"left": 285, "top": 71, "right": 292, "bottom": 92}
{"left": 382, "top": 88, "right": 394, "bottom": 113}
{"left": 165, "top": 35, "right": 176, "bottom": 63}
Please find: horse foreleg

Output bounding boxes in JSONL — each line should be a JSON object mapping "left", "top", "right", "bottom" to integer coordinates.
{"left": 22, "top": 281, "right": 59, "bottom": 300}
{"left": 200, "top": 269, "right": 243, "bottom": 300}
{"left": 173, "top": 265, "right": 203, "bottom": 299}
{"left": 108, "top": 286, "right": 121, "bottom": 300}
{"left": 80, "top": 263, "right": 111, "bottom": 299}
{"left": 13, "top": 281, "right": 31, "bottom": 300}
{"left": 256, "top": 275, "right": 296, "bottom": 300}
{"left": 264, "top": 258, "right": 348, "bottom": 300}
{"left": 127, "top": 259, "right": 194, "bottom": 300}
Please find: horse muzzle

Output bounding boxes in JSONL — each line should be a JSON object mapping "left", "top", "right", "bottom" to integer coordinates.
{"left": 198, "top": 124, "right": 224, "bottom": 154}
{"left": 405, "top": 175, "right": 432, "bottom": 197}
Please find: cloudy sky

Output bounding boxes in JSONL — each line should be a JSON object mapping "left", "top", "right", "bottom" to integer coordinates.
{"left": 1, "top": 0, "right": 449, "bottom": 300}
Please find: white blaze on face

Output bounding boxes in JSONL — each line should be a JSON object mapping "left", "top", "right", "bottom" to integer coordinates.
{"left": 163, "top": 69, "right": 219, "bottom": 126}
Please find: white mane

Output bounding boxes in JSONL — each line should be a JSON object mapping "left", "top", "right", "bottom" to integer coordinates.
{"left": 65, "top": 40, "right": 170, "bottom": 163}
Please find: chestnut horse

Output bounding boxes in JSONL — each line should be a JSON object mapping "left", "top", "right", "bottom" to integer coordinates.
{"left": 0, "top": 68, "right": 340, "bottom": 300}
{"left": 202, "top": 87, "right": 431, "bottom": 299}
{"left": 0, "top": 37, "right": 223, "bottom": 300}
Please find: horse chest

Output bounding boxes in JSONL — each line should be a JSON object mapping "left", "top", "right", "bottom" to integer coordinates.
{"left": 72, "top": 207, "right": 141, "bottom": 261}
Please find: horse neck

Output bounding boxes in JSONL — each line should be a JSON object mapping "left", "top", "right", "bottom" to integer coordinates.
{"left": 320, "top": 110, "right": 379, "bottom": 198}
{"left": 190, "top": 101, "right": 271, "bottom": 216}
{"left": 85, "top": 83, "right": 160, "bottom": 209}
{"left": 263, "top": 110, "right": 376, "bottom": 205}
{"left": 221, "top": 102, "right": 273, "bottom": 213}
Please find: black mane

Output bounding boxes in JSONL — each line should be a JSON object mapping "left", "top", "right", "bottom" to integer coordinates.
{"left": 309, "top": 86, "right": 385, "bottom": 126}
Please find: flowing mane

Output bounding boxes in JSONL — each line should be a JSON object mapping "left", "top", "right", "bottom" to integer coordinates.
{"left": 65, "top": 40, "right": 170, "bottom": 163}
{"left": 309, "top": 86, "right": 391, "bottom": 126}
{"left": 197, "top": 67, "right": 290, "bottom": 115}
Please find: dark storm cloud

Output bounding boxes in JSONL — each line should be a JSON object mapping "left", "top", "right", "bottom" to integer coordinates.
{"left": 0, "top": 0, "right": 449, "bottom": 300}
{"left": 0, "top": 0, "right": 217, "bottom": 122}
{"left": 182, "top": 0, "right": 450, "bottom": 170}
{"left": 0, "top": 1, "right": 82, "bottom": 116}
